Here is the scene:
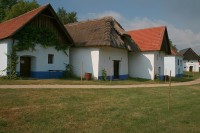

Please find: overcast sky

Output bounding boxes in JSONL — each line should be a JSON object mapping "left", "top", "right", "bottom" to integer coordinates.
{"left": 38, "top": 0, "right": 200, "bottom": 54}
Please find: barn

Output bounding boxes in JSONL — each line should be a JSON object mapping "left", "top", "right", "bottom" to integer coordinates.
{"left": 0, "top": 4, "right": 73, "bottom": 78}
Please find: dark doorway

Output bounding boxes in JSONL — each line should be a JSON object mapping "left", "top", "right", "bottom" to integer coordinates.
{"left": 189, "top": 66, "right": 193, "bottom": 72}
{"left": 20, "top": 57, "right": 31, "bottom": 77}
{"left": 113, "top": 60, "right": 120, "bottom": 79}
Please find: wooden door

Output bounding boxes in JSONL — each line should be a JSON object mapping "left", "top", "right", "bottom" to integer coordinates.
{"left": 189, "top": 66, "right": 193, "bottom": 72}
{"left": 113, "top": 61, "right": 119, "bottom": 79}
{"left": 20, "top": 57, "right": 31, "bottom": 77}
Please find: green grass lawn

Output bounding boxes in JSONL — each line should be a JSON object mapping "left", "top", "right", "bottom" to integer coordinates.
{"left": 0, "top": 71, "right": 199, "bottom": 85}
{"left": 171, "top": 71, "right": 200, "bottom": 82}
{"left": 0, "top": 77, "right": 158, "bottom": 85}
{"left": 0, "top": 85, "right": 200, "bottom": 133}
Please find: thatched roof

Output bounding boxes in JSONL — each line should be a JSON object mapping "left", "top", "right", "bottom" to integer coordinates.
{"left": 65, "top": 16, "right": 139, "bottom": 51}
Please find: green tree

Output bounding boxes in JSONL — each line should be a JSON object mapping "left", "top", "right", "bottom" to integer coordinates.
{"left": 169, "top": 39, "right": 177, "bottom": 51}
{"left": 0, "top": 0, "right": 17, "bottom": 22}
{"left": 57, "top": 7, "right": 77, "bottom": 24}
{"left": 3, "top": 0, "right": 39, "bottom": 21}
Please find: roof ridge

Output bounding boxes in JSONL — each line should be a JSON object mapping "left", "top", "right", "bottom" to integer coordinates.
{"left": 179, "top": 48, "right": 190, "bottom": 52}
{"left": 0, "top": 3, "right": 49, "bottom": 25}
{"left": 65, "top": 16, "right": 115, "bottom": 26}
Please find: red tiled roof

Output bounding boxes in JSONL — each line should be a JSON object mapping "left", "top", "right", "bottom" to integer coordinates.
{"left": 128, "top": 26, "right": 167, "bottom": 51}
{"left": 0, "top": 4, "right": 49, "bottom": 40}
{"left": 171, "top": 48, "right": 183, "bottom": 56}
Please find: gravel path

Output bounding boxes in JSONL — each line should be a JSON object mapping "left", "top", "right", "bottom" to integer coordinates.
{"left": 0, "top": 78, "right": 199, "bottom": 89}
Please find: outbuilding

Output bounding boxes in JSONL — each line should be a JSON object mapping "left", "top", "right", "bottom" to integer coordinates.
{"left": 128, "top": 26, "right": 171, "bottom": 80}
{"left": 0, "top": 4, "right": 73, "bottom": 78}
{"left": 179, "top": 48, "right": 200, "bottom": 72}
{"left": 65, "top": 17, "right": 139, "bottom": 80}
{"left": 164, "top": 48, "right": 183, "bottom": 77}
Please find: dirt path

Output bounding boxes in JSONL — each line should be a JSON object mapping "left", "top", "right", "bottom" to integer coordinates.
{"left": 0, "top": 78, "right": 199, "bottom": 89}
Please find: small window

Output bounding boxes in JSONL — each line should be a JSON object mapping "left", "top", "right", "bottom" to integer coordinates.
{"left": 48, "top": 54, "right": 54, "bottom": 64}
{"left": 178, "top": 59, "right": 179, "bottom": 65}
{"left": 158, "top": 67, "right": 161, "bottom": 75}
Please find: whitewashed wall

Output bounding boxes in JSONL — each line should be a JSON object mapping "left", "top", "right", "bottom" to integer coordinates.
{"left": 70, "top": 47, "right": 99, "bottom": 79}
{"left": 129, "top": 52, "right": 155, "bottom": 80}
{"left": 175, "top": 56, "right": 183, "bottom": 76}
{"left": 0, "top": 39, "right": 13, "bottom": 76}
{"left": 164, "top": 56, "right": 183, "bottom": 77}
{"left": 0, "top": 39, "right": 69, "bottom": 78}
{"left": 99, "top": 47, "right": 128, "bottom": 79}
{"left": 164, "top": 56, "right": 175, "bottom": 76}
{"left": 154, "top": 51, "right": 166, "bottom": 79}
{"left": 16, "top": 44, "right": 69, "bottom": 72}
{"left": 183, "top": 60, "right": 200, "bottom": 72}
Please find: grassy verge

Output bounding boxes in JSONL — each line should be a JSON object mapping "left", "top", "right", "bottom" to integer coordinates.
{"left": 0, "top": 77, "right": 158, "bottom": 85}
{"left": 0, "top": 71, "right": 199, "bottom": 85}
{"left": 171, "top": 71, "right": 200, "bottom": 82}
{"left": 0, "top": 85, "right": 200, "bottom": 132}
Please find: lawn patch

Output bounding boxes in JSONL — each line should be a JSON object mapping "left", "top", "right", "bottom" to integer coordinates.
{"left": 0, "top": 85, "right": 200, "bottom": 132}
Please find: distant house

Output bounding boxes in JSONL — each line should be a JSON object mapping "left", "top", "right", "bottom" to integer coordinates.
{"left": 0, "top": 4, "right": 73, "bottom": 78}
{"left": 65, "top": 17, "right": 139, "bottom": 80}
{"left": 128, "top": 26, "right": 171, "bottom": 80}
{"left": 164, "top": 48, "right": 183, "bottom": 77}
{"left": 179, "top": 48, "right": 200, "bottom": 72}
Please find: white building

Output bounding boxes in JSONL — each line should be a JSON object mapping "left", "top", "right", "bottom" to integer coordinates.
{"left": 164, "top": 49, "right": 183, "bottom": 77}
{"left": 65, "top": 17, "right": 139, "bottom": 80}
{"left": 180, "top": 48, "right": 200, "bottom": 72}
{"left": 0, "top": 4, "right": 73, "bottom": 78}
{"left": 128, "top": 26, "right": 171, "bottom": 80}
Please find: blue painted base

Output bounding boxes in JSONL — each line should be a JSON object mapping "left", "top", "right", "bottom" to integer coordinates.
{"left": 159, "top": 75, "right": 165, "bottom": 81}
{"left": 17, "top": 71, "right": 64, "bottom": 79}
{"left": 98, "top": 74, "right": 128, "bottom": 80}
{"left": 175, "top": 74, "right": 183, "bottom": 77}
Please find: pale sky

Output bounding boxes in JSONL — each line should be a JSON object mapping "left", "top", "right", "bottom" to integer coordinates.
{"left": 37, "top": 0, "right": 200, "bottom": 54}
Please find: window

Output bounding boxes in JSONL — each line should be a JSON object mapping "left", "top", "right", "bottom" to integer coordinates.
{"left": 180, "top": 60, "right": 182, "bottom": 66}
{"left": 158, "top": 67, "right": 161, "bottom": 75}
{"left": 178, "top": 59, "right": 179, "bottom": 65}
{"left": 48, "top": 54, "right": 54, "bottom": 64}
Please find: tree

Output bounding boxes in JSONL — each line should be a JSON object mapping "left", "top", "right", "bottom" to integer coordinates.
{"left": 169, "top": 39, "right": 178, "bottom": 51}
{"left": 0, "top": 0, "right": 17, "bottom": 22}
{"left": 57, "top": 7, "right": 77, "bottom": 24}
{"left": 3, "top": 0, "right": 39, "bottom": 21}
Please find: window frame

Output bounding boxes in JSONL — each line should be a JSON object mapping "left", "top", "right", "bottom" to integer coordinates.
{"left": 48, "top": 54, "right": 54, "bottom": 64}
